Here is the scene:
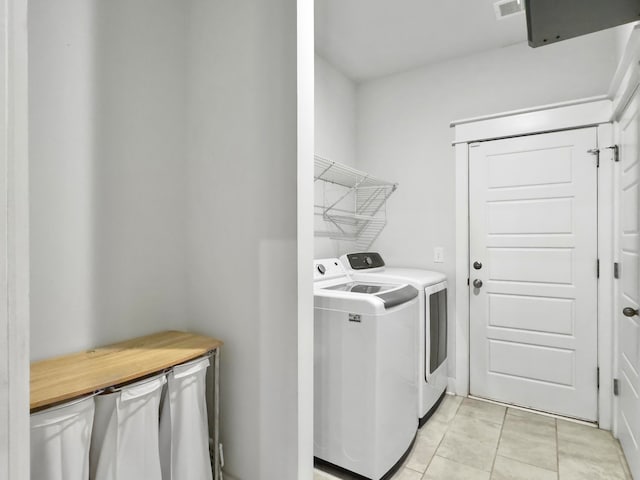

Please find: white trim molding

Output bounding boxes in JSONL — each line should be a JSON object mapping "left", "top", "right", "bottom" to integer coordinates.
{"left": 452, "top": 98, "right": 615, "bottom": 430}
{"left": 451, "top": 98, "right": 612, "bottom": 145}
{"left": 1, "top": 0, "right": 30, "bottom": 478}
{"left": 596, "top": 122, "right": 615, "bottom": 431}
{"left": 454, "top": 142, "right": 470, "bottom": 397}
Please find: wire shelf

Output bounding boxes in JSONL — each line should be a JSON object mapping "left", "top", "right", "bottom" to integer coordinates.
{"left": 314, "top": 155, "right": 397, "bottom": 189}
{"left": 314, "top": 155, "right": 397, "bottom": 250}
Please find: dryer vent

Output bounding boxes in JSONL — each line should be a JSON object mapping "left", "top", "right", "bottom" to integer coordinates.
{"left": 494, "top": 0, "right": 525, "bottom": 20}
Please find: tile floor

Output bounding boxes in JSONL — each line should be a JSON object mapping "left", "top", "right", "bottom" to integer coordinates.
{"left": 314, "top": 395, "right": 633, "bottom": 480}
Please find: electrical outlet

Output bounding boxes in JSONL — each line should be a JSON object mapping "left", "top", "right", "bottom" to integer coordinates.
{"left": 434, "top": 247, "right": 444, "bottom": 263}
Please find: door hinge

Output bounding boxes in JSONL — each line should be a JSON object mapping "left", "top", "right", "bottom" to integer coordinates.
{"left": 597, "top": 259, "right": 600, "bottom": 278}
{"left": 614, "top": 378, "right": 620, "bottom": 396}
{"left": 614, "top": 262, "right": 621, "bottom": 279}
{"left": 588, "top": 148, "right": 600, "bottom": 167}
{"left": 606, "top": 145, "right": 620, "bottom": 162}
{"left": 597, "top": 367, "right": 600, "bottom": 389}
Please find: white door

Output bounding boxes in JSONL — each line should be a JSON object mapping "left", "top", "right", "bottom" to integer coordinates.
{"left": 469, "top": 128, "right": 599, "bottom": 421}
{"left": 616, "top": 87, "right": 640, "bottom": 479}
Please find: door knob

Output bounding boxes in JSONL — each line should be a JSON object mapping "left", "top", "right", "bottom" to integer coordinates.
{"left": 623, "top": 307, "right": 639, "bottom": 317}
{"left": 473, "top": 279, "right": 483, "bottom": 288}
{"left": 473, "top": 261, "right": 483, "bottom": 270}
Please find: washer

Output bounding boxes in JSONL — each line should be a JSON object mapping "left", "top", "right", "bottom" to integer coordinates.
{"left": 314, "top": 258, "right": 419, "bottom": 480}
{"left": 340, "top": 252, "right": 448, "bottom": 427}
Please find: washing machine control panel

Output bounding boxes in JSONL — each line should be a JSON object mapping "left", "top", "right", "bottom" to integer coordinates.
{"left": 346, "top": 252, "right": 385, "bottom": 270}
{"left": 313, "top": 259, "right": 347, "bottom": 281}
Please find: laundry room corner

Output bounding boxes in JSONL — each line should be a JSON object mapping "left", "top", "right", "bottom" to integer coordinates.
{"left": 311, "top": 4, "right": 640, "bottom": 479}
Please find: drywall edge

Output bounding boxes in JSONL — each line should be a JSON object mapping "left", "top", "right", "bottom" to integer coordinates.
{"left": 297, "top": 0, "right": 314, "bottom": 477}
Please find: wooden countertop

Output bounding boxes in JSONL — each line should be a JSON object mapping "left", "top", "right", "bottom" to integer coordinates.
{"left": 30, "top": 330, "right": 223, "bottom": 412}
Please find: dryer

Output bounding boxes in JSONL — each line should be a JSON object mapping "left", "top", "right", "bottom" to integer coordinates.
{"left": 340, "top": 252, "right": 448, "bottom": 427}
{"left": 314, "top": 258, "right": 418, "bottom": 480}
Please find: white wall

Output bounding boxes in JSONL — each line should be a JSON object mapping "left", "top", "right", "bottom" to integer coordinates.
{"left": 185, "top": 1, "right": 299, "bottom": 479}
{"left": 356, "top": 30, "right": 619, "bottom": 383}
{"left": 315, "top": 54, "right": 357, "bottom": 166}
{"left": 314, "top": 54, "right": 359, "bottom": 258}
{"left": 29, "top": 0, "right": 188, "bottom": 360}
{"left": 30, "top": 1, "right": 302, "bottom": 478}
{"left": 615, "top": 22, "right": 639, "bottom": 64}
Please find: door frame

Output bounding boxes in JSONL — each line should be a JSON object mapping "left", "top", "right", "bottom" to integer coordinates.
{"left": 1, "top": 0, "right": 30, "bottom": 478}
{"left": 452, "top": 98, "right": 616, "bottom": 429}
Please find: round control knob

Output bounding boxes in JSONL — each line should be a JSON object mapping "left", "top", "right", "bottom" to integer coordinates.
{"left": 473, "top": 279, "right": 483, "bottom": 288}
{"left": 473, "top": 261, "right": 482, "bottom": 270}
{"left": 317, "top": 264, "right": 326, "bottom": 275}
{"left": 365, "top": 256, "right": 373, "bottom": 266}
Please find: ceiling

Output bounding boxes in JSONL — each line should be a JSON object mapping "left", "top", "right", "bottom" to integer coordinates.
{"left": 315, "top": 0, "right": 529, "bottom": 81}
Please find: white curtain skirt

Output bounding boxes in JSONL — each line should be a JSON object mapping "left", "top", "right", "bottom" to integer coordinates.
{"left": 30, "top": 395, "right": 95, "bottom": 480}
{"left": 159, "top": 357, "right": 213, "bottom": 480}
{"left": 89, "top": 374, "right": 166, "bottom": 480}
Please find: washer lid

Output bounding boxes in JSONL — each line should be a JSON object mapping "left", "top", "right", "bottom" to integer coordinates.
{"left": 324, "top": 281, "right": 396, "bottom": 294}
{"left": 320, "top": 282, "right": 418, "bottom": 309}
